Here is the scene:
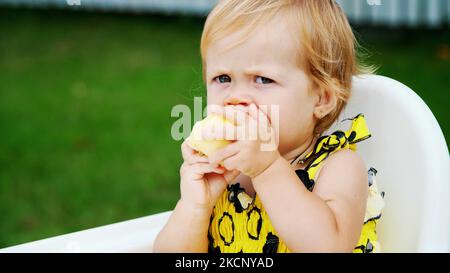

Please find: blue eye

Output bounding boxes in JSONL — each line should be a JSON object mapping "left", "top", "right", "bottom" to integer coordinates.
{"left": 214, "top": 75, "right": 231, "bottom": 84}
{"left": 255, "top": 76, "right": 274, "bottom": 84}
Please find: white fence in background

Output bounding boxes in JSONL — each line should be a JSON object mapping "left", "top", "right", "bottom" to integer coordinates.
{"left": 336, "top": 0, "right": 449, "bottom": 27}
{"left": 0, "top": 0, "right": 449, "bottom": 27}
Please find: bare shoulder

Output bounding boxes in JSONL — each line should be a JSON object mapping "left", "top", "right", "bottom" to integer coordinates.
{"left": 314, "top": 149, "right": 368, "bottom": 202}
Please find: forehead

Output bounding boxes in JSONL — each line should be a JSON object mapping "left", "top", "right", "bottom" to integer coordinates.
{"left": 206, "top": 13, "right": 299, "bottom": 69}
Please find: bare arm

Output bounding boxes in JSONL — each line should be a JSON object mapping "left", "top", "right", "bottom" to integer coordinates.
{"left": 252, "top": 149, "right": 368, "bottom": 252}
{"left": 153, "top": 140, "right": 240, "bottom": 253}
{"left": 152, "top": 199, "right": 211, "bottom": 253}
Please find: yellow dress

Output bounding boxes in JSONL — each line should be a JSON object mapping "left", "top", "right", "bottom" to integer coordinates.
{"left": 207, "top": 114, "right": 385, "bottom": 253}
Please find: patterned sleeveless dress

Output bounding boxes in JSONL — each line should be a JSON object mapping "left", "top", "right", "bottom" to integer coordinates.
{"left": 207, "top": 114, "right": 385, "bottom": 253}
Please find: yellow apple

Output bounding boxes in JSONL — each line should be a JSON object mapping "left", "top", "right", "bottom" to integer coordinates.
{"left": 187, "top": 115, "right": 234, "bottom": 156}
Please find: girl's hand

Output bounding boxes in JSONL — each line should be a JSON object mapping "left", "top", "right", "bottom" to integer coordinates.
{"left": 206, "top": 104, "right": 281, "bottom": 179}
{"left": 179, "top": 139, "right": 241, "bottom": 210}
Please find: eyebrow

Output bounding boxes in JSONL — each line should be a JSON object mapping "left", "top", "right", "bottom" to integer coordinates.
{"left": 244, "top": 66, "right": 282, "bottom": 79}
{"left": 207, "top": 67, "right": 230, "bottom": 77}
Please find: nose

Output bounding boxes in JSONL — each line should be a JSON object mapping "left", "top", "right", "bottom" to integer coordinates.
{"left": 224, "top": 90, "right": 252, "bottom": 107}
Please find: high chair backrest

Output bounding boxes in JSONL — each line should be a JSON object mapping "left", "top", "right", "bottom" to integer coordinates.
{"left": 325, "top": 74, "right": 449, "bottom": 253}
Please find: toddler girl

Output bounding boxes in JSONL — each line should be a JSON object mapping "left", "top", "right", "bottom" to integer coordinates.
{"left": 154, "top": 0, "right": 384, "bottom": 253}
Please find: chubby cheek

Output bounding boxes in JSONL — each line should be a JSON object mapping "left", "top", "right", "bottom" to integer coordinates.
{"left": 278, "top": 113, "right": 311, "bottom": 145}
{"left": 271, "top": 97, "right": 315, "bottom": 152}
{"left": 206, "top": 89, "right": 224, "bottom": 107}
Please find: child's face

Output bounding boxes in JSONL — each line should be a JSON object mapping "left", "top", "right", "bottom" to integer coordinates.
{"left": 205, "top": 15, "right": 318, "bottom": 156}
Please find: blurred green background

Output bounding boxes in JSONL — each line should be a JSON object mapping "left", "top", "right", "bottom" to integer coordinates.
{"left": 0, "top": 7, "right": 448, "bottom": 248}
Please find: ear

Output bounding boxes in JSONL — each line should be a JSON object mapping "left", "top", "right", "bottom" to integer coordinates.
{"left": 313, "top": 87, "right": 337, "bottom": 120}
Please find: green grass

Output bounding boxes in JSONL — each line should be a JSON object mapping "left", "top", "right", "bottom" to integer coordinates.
{"left": 0, "top": 7, "right": 448, "bottom": 248}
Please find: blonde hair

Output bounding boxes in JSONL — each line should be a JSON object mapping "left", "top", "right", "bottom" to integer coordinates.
{"left": 200, "top": 0, "right": 375, "bottom": 135}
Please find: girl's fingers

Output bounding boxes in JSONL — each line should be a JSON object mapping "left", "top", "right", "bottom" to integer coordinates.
{"left": 198, "top": 105, "right": 274, "bottom": 144}
{"left": 208, "top": 142, "right": 241, "bottom": 166}
{"left": 224, "top": 169, "right": 241, "bottom": 183}
{"left": 185, "top": 163, "right": 225, "bottom": 179}
{"left": 181, "top": 140, "right": 209, "bottom": 164}
{"left": 249, "top": 103, "right": 272, "bottom": 126}
{"left": 248, "top": 103, "right": 259, "bottom": 121}
{"left": 221, "top": 152, "right": 244, "bottom": 171}
{"left": 201, "top": 112, "right": 257, "bottom": 142}
{"left": 224, "top": 106, "right": 248, "bottom": 126}
{"left": 224, "top": 107, "right": 262, "bottom": 141}
{"left": 181, "top": 139, "right": 194, "bottom": 160}
{"left": 222, "top": 156, "right": 238, "bottom": 171}
{"left": 188, "top": 153, "right": 210, "bottom": 164}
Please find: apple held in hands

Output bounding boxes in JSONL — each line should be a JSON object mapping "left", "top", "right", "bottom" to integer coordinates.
{"left": 186, "top": 114, "right": 235, "bottom": 156}
{"left": 186, "top": 105, "right": 280, "bottom": 178}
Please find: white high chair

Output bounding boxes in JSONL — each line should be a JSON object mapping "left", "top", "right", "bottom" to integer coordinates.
{"left": 329, "top": 74, "right": 449, "bottom": 253}
{"left": 1, "top": 75, "right": 448, "bottom": 253}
